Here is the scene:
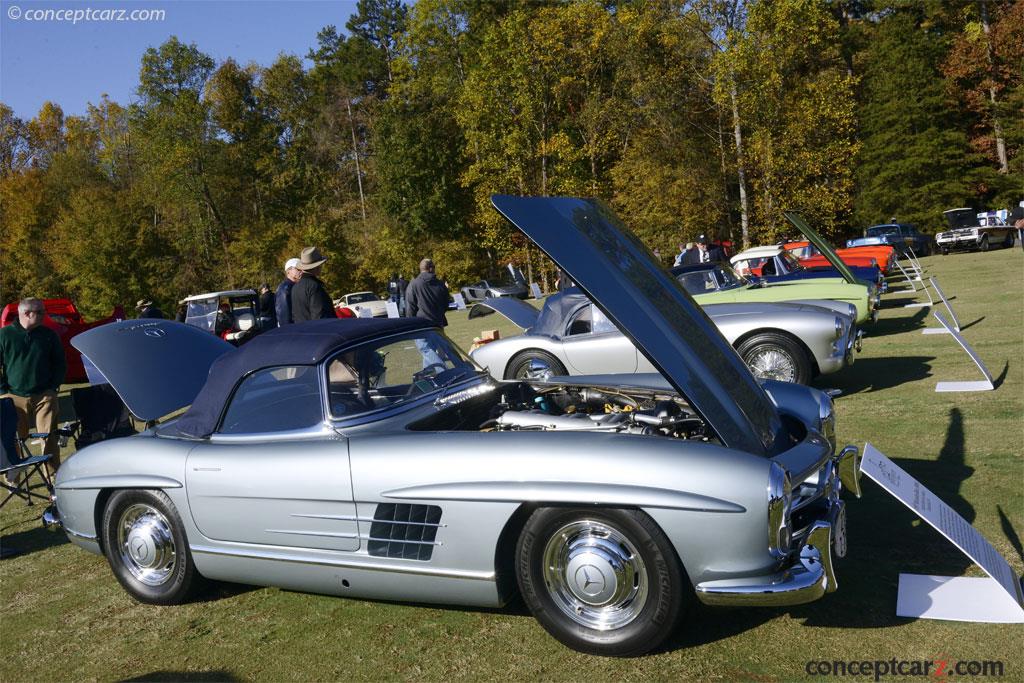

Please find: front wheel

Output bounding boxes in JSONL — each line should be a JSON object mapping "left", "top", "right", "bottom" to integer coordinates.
{"left": 979, "top": 235, "right": 990, "bottom": 252}
{"left": 505, "top": 349, "right": 567, "bottom": 380}
{"left": 737, "top": 332, "right": 812, "bottom": 384}
{"left": 516, "top": 507, "right": 686, "bottom": 657}
{"left": 101, "top": 489, "right": 201, "bottom": 604}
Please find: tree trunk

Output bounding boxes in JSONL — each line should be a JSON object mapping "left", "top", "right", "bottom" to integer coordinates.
{"left": 979, "top": 0, "right": 1009, "bottom": 173}
{"left": 729, "top": 81, "right": 750, "bottom": 249}
{"left": 346, "top": 96, "right": 368, "bottom": 222}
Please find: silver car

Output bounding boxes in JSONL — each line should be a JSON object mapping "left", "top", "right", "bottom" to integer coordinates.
{"left": 46, "top": 195, "right": 860, "bottom": 657}
{"left": 469, "top": 291, "right": 859, "bottom": 385}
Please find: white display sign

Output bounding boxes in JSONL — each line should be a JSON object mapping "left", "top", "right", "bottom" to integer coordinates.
{"left": 922, "top": 277, "right": 960, "bottom": 332}
{"left": 897, "top": 574, "right": 1024, "bottom": 623}
{"left": 530, "top": 282, "right": 543, "bottom": 299}
{"left": 861, "top": 443, "right": 1023, "bottom": 618}
{"left": 453, "top": 293, "right": 467, "bottom": 310}
{"left": 385, "top": 301, "right": 400, "bottom": 319}
{"left": 356, "top": 307, "right": 373, "bottom": 318}
{"left": 932, "top": 311, "right": 994, "bottom": 392}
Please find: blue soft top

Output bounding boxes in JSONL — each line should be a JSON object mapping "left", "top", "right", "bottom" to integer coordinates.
{"left": 164, "top": 317, "right": 432, "bottom": 439}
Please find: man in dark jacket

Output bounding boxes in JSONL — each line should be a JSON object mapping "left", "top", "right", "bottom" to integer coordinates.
{"left": 275, "top": 257, "right": 301, "bottom": 326}
{"left": 257, "top": 283, "right": 276, "bottom": 328}
{"left": 681, "top": 234, "right": 725, "bottom": 265}
{"left": 136, "top": 299, "right": 164, "bottom": 319}
{"left": 405, "top": 259, "right": 451, "bottom": 327}
{"left": 0, "top": 297, "right": 67, "bottom": 476}
{"left": 290, "top": 247, "right": 337, "bottom": 322}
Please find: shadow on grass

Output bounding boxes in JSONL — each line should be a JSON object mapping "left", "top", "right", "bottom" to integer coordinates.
{"left": 998, "top": 506, "right": 1024, "bottom": 566}
{"left": 814, "top": 356, "right": 934, "bottom": 395}
{"left": 0, "top": 522, "right": 68, "bottom": 556}
{"left": 992, "top": 361, "right": 1009, "bottom": 389}
{"left": 120, "top": 672, "right": 240, "bottom": 682}
{"left": 957, "top": 316, "right": 983, "bottom": 331}
{"left": 865, "top": 307, "right": 929, "bottom": 336}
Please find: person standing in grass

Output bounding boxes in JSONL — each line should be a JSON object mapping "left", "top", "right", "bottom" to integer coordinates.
{"left": 290, "top": 247, "right": 337, "bottom": 322}
{"left": 275, "top": 257, "right": 302, "bottom": 326}
{"left": 0, "top": 297, "right": 66, "bottom": 476}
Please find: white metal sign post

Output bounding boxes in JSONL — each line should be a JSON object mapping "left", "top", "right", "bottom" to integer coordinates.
{"left": 921, "top": 277, "right": 961, "bottom": 334}
{"left": 896, "top": 262, "right": 932, "bottom": 307}
{"left": 861, "top": 444, "right": 1024, "bottom": 623}
{"left": 932, "top": 311, "right": 995, "bottom": 392}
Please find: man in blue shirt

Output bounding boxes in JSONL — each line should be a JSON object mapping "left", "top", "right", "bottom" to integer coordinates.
{"left": 274, "top": 258, "right": 301, "bottom": 326}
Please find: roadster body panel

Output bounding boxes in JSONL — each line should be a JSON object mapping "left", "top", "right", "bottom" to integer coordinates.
{"left": 52, "top": 196, "right": 858, "bottom": 649}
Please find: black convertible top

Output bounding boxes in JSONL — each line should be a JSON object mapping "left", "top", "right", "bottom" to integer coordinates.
{"left": 167, "top": 318, "right": 431, "bottom": 439}
{"left": 532, "top": 288, "right": 589, "bottom": 338}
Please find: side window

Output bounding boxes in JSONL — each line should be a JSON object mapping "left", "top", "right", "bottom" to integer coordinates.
{"left": 762, "top": 258, "right": 777, "bottom": 276}
{"left": 591, "top": 306, "right": 616, "bottom": 334}
{"left": 567, "top": 305, "right": 593, "bottom": 336}
{"left": 219, "top": 366, "right": 323, "bottom": 434}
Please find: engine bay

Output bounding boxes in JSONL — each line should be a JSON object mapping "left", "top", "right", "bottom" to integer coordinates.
{"left": 410, "top": 379, "right": 711, "bottom": 441}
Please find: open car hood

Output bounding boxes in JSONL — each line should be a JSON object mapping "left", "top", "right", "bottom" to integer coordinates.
{"left": 491, "top": 195, "right": 786, "bottom": 457}
{"left": 784, "top": 212, "right": 858, "bottom": 284}
{"left": 468, "top": 298, "right": 541, "bottom": 329}
{"left": 70, "top": 320, "right": 233, "bottom": 421}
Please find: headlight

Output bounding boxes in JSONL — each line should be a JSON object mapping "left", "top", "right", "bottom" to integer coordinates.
{"left": 767, "top": 462, "right": 793, "bottom": 560}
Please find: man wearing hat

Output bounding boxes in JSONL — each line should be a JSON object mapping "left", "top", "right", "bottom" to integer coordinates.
{"left": 136, "top": 299, "right": 164, "bottom": 319}
{"left": 681, "top": 234, "right": 724, "bottom": 265}
{"left": 275, "top": 257, "right": 302, "bottom": 326}
{"left": 290, "top": 247, "right": 337, "bottom": 323}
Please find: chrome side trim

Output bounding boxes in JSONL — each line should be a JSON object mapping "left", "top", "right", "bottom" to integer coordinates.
{"left": 56, "top": 474, "right": 182, "bottom": 491}
{"left": 836, "top": 445, "right": 861, "bottom": 498}
{"left": 364, "top": 535, "right": 441, "bottom": 546}
{"left": 381, "top": 481, "right": 746, "bottom": 513}
{"left": 190, "top": 544, "right": 494, "bottom": 581}
{"left": 289, "top": 512, "right": 446, "bottom": 528}
{"left": 265, "top": 529, "right": 359, "bottom": 539}
{"left": 65, "top": 526, "right": 98, "bottom": 541}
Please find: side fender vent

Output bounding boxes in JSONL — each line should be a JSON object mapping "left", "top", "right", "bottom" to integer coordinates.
{"left": 368, "top": 503, "right": 442, "bottom": 561}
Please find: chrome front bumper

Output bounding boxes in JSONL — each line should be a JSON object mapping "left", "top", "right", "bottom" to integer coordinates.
{"left": 695, "top": 517, "right": 839, "bottom": 606}
{"left": 694, "top": 446, "right": 859, "bottom": 607}
{"left": 41, "top": 504, "right": 62, "bottom": 531}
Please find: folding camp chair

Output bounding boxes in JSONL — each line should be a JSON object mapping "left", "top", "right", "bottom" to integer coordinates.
{"left": 0, "top": 396, "right": 54, "bottom": 509}
{"left": 65, "top": 384, "right": 136, "bottom": 449}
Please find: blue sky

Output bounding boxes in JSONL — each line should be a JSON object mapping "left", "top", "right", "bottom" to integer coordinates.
{"left": 0, "top": 0, "right": 359, "bottom": 120}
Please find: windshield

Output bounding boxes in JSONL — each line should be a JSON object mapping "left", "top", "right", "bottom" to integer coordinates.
{"left": 325, "top": 330, "right": 480, "bottom": 419}
{"left": 185, "top": 299, "right": 218, "bottom": 331}
{"left": 676, "top": 264, "right": 747, "bottom": 293}
{"left": 779, "top": 250, "right": 804, "bottom": 272}
{"left": 867, "top": 225, "right": 899, "bottom": 237}
{"left": 347, "top": 292, "right": 379, "bottom": 304}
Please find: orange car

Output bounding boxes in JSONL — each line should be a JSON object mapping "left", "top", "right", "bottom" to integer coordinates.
{"left": 783, "top": 240, "right": 896, "bottom": 275}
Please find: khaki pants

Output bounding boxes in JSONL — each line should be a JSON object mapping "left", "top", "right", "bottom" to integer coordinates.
{"left": 1, "top": 391, "right": 61, "bottom": 475}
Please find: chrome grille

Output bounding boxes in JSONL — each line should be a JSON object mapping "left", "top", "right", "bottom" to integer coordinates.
{"left": 368, "top": 504, "right": 443, "bottom": 561}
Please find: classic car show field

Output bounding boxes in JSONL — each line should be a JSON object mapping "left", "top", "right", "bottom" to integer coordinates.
{"left": 1, "top": 247, "right": 1021, "bottom": 680}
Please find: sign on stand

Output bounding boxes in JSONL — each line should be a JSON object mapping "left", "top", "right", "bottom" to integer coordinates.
{"left": 453, "top": 293, "right": 467, "bottom": 310}
{"left": 861, "top": 444, "right": 1024, "bottom": 623}
{"left": 921, "top": 277, "right": 960, "bottom": 334}
{"left": 529, "top": 283, "right": 543, "bottom": 299}
{"left": 385, "top": 301, "right": 400, "bottom": 319}
{"left": 932, "top": 311, "right": 994, "bottom": 392}
{"left": 897, "top": 262, "right": 932, "bottom": 307}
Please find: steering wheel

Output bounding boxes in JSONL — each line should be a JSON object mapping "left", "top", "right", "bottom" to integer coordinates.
{"left": 413, "top": 363, "right": 447, "bottom": 382}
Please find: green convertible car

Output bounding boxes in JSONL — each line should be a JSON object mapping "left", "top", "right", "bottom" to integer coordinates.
{"left": 674, "top": 213, "right": 880, "bottom": 324}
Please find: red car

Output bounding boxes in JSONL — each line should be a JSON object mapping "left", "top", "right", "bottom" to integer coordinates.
{"left": 1, "top": 298, "right": 125, "bottom": 383}
{"left": 783, "top": 240, "right": 896, "bottom": 275}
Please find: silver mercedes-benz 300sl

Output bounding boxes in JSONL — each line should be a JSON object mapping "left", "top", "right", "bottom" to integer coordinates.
{"left": 46, "top": 195, "right": 860, "bottom": 657}
{"left": 468, "top": 290, "right": 859, "bottom": 385}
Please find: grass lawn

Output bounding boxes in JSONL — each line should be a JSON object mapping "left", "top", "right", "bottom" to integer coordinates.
{"left": 2, "top": 247, "right": 1021, "bottom": 681}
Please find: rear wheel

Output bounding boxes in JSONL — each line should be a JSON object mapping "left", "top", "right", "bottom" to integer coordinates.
{"left": 101, "top": 489, "right": 201, "bottom": 604}
{"left": 505, "top": 350, "right": 567, "bottom": 380}
{"left": 515, "top": 507, "right": 686, "bottom": 657}
{"left": 1003, "top": 231, "right": 1015, "bottom": 248}
{"left": 737, "top": 332, "right": 812, "bottom": 384}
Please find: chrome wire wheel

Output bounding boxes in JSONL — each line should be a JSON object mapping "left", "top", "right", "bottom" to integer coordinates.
{"left": 541, "top": 520, "right": 648, "bottom": 631}
{"left": 517, "top": 357, "right": 555, "bottom": 380}
{"left": 117, "top": 503, "right": 177, "bottom": 587}
{"left": 746, "top": 347, "right": 797, "bottom": 382}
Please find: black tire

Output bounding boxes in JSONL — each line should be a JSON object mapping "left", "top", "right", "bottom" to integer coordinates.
{"left": 505, "top": 349, "right": 567, "bottom": 380}
{"left": 1003, "top": 231, "right": 1015, "bottom": 248}
{"left": 736, "top": 332, "right": 812, "bottom": 384}
{"left": 101, "top": 489, "right": 201, "bottom": 605}
{"left": 979, "top": 235, "right": 989, "bottom": 252}
{"left": 515, "top": 507, "right": 687, "bottom": 657}
{"left": 941, "top": 247, "right": 949, "bottom": 256}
